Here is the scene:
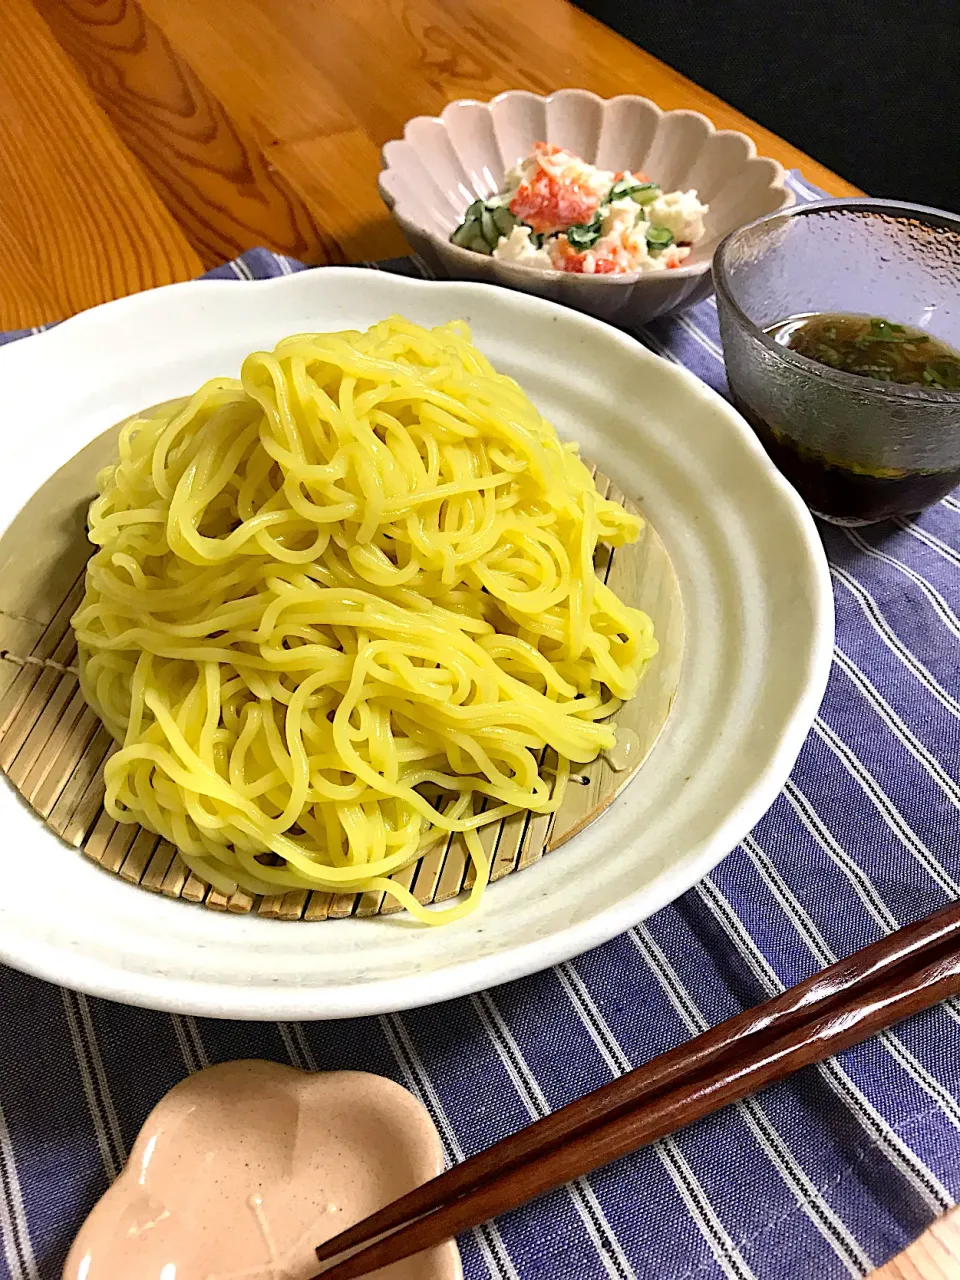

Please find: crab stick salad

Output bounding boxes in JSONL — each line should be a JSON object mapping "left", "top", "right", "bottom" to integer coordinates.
{"left": 450, "top": 142, "right": 708, "bottom": 275}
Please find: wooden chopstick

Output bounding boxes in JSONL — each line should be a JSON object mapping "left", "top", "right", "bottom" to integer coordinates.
{"left": 317, "top": 900, "right": 960, "bottom": 1269}
{"left": 315, "top": 933, "right": 960, "bottom": 1279}
{"left": 312, "top": 900, "right": 960, "bottom": 1279}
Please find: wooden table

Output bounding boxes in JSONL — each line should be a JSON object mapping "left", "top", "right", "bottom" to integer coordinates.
{"left": 1, "top": 1, "right": 957, "bottom": 1275}
{"left": 1, "top": 0, "right": 864, "bottom": 329}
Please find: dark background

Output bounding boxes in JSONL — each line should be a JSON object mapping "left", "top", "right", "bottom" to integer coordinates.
{"left": 574, "top": 0, "right": 960, "bottom": 212}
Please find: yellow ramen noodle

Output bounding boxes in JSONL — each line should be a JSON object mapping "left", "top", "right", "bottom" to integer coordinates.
{"left": 73, "top": 318, "right": 657, "bottom": 922}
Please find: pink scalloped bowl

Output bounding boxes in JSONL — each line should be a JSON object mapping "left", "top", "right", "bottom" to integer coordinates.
{"left": 379, "top": 88, "right": 794, "bottom": 325}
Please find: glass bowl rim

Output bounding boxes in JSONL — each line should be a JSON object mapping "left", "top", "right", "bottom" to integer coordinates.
{"left": 713, "top": 197, "right": 960, "bottom": 405}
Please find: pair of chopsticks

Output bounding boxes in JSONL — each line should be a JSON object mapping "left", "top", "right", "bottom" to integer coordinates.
{"left": 312, "top": 900, "right": 960, "bottom": 1279}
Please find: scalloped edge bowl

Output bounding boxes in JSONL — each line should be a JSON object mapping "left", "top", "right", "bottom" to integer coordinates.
{"left": 379, "top": 88, "right": 794, "bottom": 325}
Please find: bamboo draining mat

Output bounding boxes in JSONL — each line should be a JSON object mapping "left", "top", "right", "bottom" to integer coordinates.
{"left": 0, "top": 423, "right": 683, "bottom": 922}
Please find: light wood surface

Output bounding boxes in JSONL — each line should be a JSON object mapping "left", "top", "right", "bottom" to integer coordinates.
{"left": 3, "top": 0, "right": 862, "bottom": 328}
{"left": 877, "top": 1208, "right": 960, "bottom": 1280}
{"left": 0, "top": 1, "right": 954, "bottom": 1274}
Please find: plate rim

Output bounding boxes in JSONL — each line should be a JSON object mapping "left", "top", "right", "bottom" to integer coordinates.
{"left": 0, "top": 267, "right": 834, "bottom": 1018}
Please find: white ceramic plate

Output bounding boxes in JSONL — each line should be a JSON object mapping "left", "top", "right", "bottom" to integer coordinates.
{"left": 0, "top": 269, "right": 832, "bottom": 1020}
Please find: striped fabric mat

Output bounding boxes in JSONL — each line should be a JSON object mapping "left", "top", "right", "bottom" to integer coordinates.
{"left": 1, "top": 172, "right": 959, "bottom": 1280}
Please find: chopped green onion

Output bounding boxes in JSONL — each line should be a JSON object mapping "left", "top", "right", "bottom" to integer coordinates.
{"left": 645, "top": 224, "right": 675, "bottom": 251}
{"left": 923, "top": 361, "right": 960, "bottom": 390}
{"left": 856, "top": 317, "right": 927, "bottom": 346}
{"left": 858, "top": 332, "right": 930, "bottom": 345}
{"left": 782, "top": 312, "right": 960, "bottom": 386}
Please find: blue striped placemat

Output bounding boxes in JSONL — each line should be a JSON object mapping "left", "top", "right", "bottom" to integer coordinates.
{"left": 2, "top": 171, "right": 959, "bottom": 1280}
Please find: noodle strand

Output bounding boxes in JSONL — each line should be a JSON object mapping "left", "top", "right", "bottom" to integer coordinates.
{"left": 73, "top": 318, "right": 657, "bottom": 921}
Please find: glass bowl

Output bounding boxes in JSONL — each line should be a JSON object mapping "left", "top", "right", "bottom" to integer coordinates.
{"left": 714, "top": 199, "right": 960, "bottom": 524}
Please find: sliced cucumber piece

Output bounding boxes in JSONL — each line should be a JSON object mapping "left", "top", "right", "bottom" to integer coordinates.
{"left": 451, "top": 221, "right": 476, "bottom": 248}
{"left": 492, "top": 205, "right": 517, "bottom": 237}
{"left": 480, "top": 208, "right": 501, "bottom": 249}
{"left": 566, "top": 215, "right": 603, "bottom": 250}
{"left": 645, "top": 224, "right": 675, "bottom": 250}
{"left": 608, "top": 178, "right": 636, "bottom": 201}
{"left": 452, "top": 199, "right": 520, "bottom": 253}
{"left": 467, "top": 230, "right": 493, "bottom": 255}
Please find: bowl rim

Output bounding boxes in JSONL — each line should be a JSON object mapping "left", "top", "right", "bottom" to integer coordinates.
{"left": 713, "top": 197, "right": 960, "bottom": 403}
{"left": 379, "top": 87, "right": 794, "bottom": 287}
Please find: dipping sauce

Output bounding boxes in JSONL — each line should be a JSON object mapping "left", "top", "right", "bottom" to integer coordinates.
{"left": 729, "top": 392, "right": 960, "bottom": 523}
{"left": 771, "top": 312, "right": 960, "bottom": 389}
{"left": 728, "top": 313, "right": 960, "bottom": 523}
